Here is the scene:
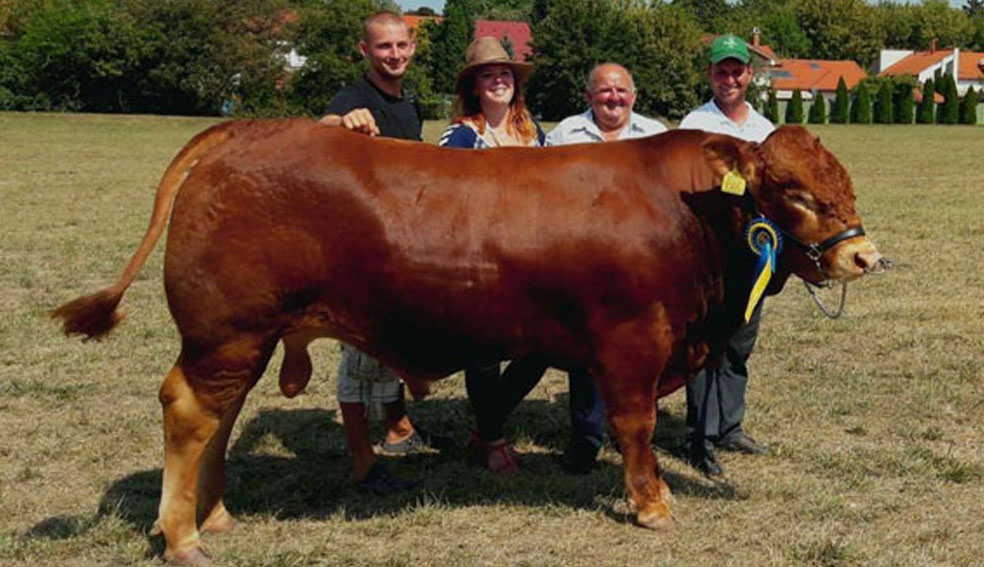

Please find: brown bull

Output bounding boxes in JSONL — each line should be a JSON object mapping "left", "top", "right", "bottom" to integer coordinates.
{"left": 54, "top": 119, "right": 884, "bottom": 564}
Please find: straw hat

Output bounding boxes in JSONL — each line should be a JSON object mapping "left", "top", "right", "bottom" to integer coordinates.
{"left": 454, "top": 36, "right": 534, "bottom": 93}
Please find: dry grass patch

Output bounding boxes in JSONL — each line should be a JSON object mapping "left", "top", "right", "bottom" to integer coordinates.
{"left": 1, "top": 114, "right": 982, "bottom": 566}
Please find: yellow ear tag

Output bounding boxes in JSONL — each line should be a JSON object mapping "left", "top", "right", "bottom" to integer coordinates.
{"left": 721, "top": 168, "right": 746, "bottom": 196}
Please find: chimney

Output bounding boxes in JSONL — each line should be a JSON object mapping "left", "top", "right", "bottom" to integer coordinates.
{"left": 930, "top": 38, "right": 936, "bottom": 53}
{"left": 752, "top": 27, "right": 761, "bottom": 47}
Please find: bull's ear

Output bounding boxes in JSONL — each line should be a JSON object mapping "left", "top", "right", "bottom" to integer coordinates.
{"left": 702, "top": 134, "right": 760, "bottom": 191}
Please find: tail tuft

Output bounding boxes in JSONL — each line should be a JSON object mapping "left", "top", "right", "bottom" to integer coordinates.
{"left": 51, "top": 288, "right": 124, "bottom": 340}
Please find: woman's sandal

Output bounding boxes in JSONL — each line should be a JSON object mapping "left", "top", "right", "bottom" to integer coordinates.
{"left": 468, "top": 430, "right": 519, "bottom": 474}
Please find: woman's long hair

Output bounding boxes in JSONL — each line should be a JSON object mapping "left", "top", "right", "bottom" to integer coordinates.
{"left": 451, "top": 68, "right": 537, "bottom": 144}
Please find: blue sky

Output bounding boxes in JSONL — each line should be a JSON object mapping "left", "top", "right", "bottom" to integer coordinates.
{"left": 396, "top": 1, "right": 969, "bottom": 15}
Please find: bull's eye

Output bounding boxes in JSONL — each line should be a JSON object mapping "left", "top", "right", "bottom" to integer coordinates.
{"left": 786, "top": 191, "right": 816, "bottom": 212}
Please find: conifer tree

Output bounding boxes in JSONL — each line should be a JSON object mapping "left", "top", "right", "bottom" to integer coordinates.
{"left": 831, "top": 77, "right": 849, "bottom": 124}
{"left": 895, "top": 82, "right": 914, "bottom": 124}
{"left": 764, "top": 89, "right": 780, "bottom": 124}
{"left": 874, "top": 82, "right": 893, "bottom": 124}
{"left": 808, "top": 93, "right": 826, "bottom": 124}
{"left": 918, "top": 79, "right": 935, "bottom": 124}
{"left": 785, "top": 89, "right": 804, "bottom": 124}
{"left": 961, "top": 86, "right": 980, "bottom": 124}
{"left": 850, "top": 83, "right": 871, "bottom": 124}
{"left": 939, "top": 74, "right": 960, "bottom": 124}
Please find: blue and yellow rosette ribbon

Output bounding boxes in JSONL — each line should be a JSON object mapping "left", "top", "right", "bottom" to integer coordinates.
{"left": 744, "top": 218, "right": 783, "bottom": 321}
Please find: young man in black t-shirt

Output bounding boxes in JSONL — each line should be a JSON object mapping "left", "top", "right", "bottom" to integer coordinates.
{"left": 320, "top": 11, "right": 433, "bottom": 494}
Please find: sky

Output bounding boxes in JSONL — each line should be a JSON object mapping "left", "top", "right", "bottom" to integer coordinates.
{"left": 396, "top": 1, "right": 969, "bottom": 15}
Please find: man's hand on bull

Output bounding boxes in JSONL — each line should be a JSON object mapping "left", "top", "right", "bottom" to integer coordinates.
{"left": 319, "top": 108, "right": 380, "bottom": 137}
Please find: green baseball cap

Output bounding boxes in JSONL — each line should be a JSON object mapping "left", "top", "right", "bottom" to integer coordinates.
{"left": 710, "top": 34, "right": 750, "bottom": 64}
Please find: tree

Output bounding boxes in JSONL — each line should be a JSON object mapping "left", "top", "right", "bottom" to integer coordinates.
{"left": 918, "top": 79, "right": 935, "bottom": 124}
{"left": 874, "top": 81, "right": 893, "bottom": 123}
{"left": 895, "top": 81, "right": 915, "bottom": 124}
{"left": 671, "top": 0, "right": 731, "bottom": 33}
{"left": 807, "top": 92, "right": 826, "bottom": 124}
{"left": 796, "top": 0, "right": 884, "bottom": 68}
{"left": 528, "top": 0, "right": 702, "bottom": 121}
{"left": 831, "top": 76, "right": 850, "bottom": 124}
{"left": 965, "top": 0, "right": 984, "bottom": 17}
{"left": 785, "top": 89, "right": 804, "bottom": 124}
{"left": 851, "top": 83, "right": 871, "bottom": 123}
{"left": 427, "top": 0, "right": 474, "bottom": 94}
{"left": 289, "top": 0, "right": 379, "bottom": 115}
{"left": 960, "top": 85, "right": 980, "bottom": 124}
{"left": 939, "top": 74, "right": 960, "bottom": 124}
{"left": 764, "top": 89, "right": 779, "bottom": 124}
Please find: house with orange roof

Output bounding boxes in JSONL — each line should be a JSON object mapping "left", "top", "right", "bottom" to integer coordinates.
{"left": 474, "top": 20, "right": 532, "bottom": 61}
{"left": 875, "top": 44, "right": 984, "bottom": 96}
{"left": 767, "top": 59, "right": 867, "bottom": 104}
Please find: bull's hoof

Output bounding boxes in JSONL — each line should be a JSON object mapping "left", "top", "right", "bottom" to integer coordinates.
{"left": 165, "top": 545, "right": 212, "bottom": 566}
{"left": 200, "top": 508, "right": 237, "bottom": 535}
{"left": 636, "top": 503, "right": 677, "bottom": 531}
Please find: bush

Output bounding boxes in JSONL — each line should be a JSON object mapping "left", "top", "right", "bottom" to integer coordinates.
{"left": 831, "top": 76, "right": 850, "bottom": 124}
{"left": 808, "top": 93, "right": 826, "bottom": 124}
{"left": 961, "top": 86, "right": 980, "bottom": 124}
{"left": 874, "top": 81, "right": 893, "bottom": 124}
{"left": 918, "top": 79, "right": 935, "bottom": 124}
{"left": 851, "top": 83, "right": 871, "bottom": 124}
{"left": 785, "top": 89, "right": 804, "bottom": 124}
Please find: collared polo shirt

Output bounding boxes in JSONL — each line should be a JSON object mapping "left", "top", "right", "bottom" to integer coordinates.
{"left": 546, "top": 109, "right": 667, "bottom": 146}
{"left": 678, "top": 100, "right": 774, "bottom": 143}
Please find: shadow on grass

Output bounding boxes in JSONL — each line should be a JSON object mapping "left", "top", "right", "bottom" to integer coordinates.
{"left": 26, "top": 397, "right": 737, "bottom": 546}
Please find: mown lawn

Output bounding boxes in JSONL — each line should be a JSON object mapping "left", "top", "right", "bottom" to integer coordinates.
{"left": 1, "top": 113, "right": 982, "bottom": 567}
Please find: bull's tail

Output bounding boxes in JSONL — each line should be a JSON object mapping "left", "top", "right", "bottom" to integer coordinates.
{"left": 52, "top": 123, "right": 234, "bottom": 340}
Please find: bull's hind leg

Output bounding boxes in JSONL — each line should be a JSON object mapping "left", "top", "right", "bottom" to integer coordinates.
{"left": 156, "top": 336, "right": 274, "bottom": 564}
{"left": 197, "top": 393, "right": 247, "bottom": 536}
{"left": 155, "top": 363, "right": 220, "bottom": 564}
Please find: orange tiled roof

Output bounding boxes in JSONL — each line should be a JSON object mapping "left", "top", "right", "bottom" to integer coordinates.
{"left": 474, "top": 20, "right": 532, "bottom": 61}
{"left": 912, "top": 87, "right": 945, "bottom": 104}
{"left": 880, "top": 50, "right": 951, "bottom": 76}
{"left": 959, "top": 51, "right": 984, "bottom": 80}
{"left": 403, "top": 15, "right": 443, "bottom": 30}
{"left": 770, "top": 59, "right": 867, "bottom": 92}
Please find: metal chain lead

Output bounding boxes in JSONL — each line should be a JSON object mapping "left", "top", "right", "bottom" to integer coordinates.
{"left": 803, "top": 280, "right": 848, "bottom": 319}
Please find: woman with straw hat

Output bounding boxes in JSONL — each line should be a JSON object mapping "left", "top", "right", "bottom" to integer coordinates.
{"left": 438, "top": 36, "right": 546, "bottom": 473}
{"left": 439, "top": 36, "right": 545, "bottom": 149}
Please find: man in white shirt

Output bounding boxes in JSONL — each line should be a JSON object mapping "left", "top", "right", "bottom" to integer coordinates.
{"left": 678, "top": 34, "right": 775, "bottom": 477}
{"left": 548, "top": 62, "right": 667, "bottom": 146}
{"left": 545, "top": 62, "right": 665, "bottom": 474}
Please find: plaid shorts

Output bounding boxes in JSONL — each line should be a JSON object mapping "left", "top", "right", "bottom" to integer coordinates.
{"left": 336, "top": 344, "right": 402, "bottom": 405}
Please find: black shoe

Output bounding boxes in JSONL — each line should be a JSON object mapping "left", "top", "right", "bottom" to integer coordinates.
{"left": 560, "top": 440, "right": 601, "bottom": 475}
{"left": 688, "top": 445, "right": 724, "bottom": 477}
{"left": 716, "top": 432, "right": 768, "bottom": 455}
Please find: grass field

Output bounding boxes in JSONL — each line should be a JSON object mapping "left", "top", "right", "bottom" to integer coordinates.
{"left": 1, "top": 112, "right": 982, "bottom": 567}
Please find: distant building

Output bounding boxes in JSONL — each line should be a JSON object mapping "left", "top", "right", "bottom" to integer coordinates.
{"left": 874, "top": 42, "right": 984, "bottom": 96}
{"left": 767, "top": 59, "right": 867, "bottom": 104}
{"left": 474, "top": 20, "right": 532, "bottom": 61}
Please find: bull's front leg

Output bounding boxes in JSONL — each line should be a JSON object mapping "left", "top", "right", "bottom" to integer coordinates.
{"left": 598, "top": 375, "right": 675, "bottom": 530}
{"left": 592, "top": 310, "right": 676, "bottom": 530}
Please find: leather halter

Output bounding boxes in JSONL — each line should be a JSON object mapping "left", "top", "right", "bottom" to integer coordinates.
{"left": 781, "top": 226, "right": 866, "bottom": 269}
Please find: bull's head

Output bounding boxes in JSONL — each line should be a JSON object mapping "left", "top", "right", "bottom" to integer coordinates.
{"left": 703, "top": 125, "right": 888, "bottom": 287}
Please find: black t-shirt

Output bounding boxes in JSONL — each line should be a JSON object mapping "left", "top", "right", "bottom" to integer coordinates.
{"left": 326, "top": 77, "right": 422, "bottom": 141}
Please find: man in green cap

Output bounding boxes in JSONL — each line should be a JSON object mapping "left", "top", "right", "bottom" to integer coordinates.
{"left": 678, "top": 33, "right": 774, "bottom": 477}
